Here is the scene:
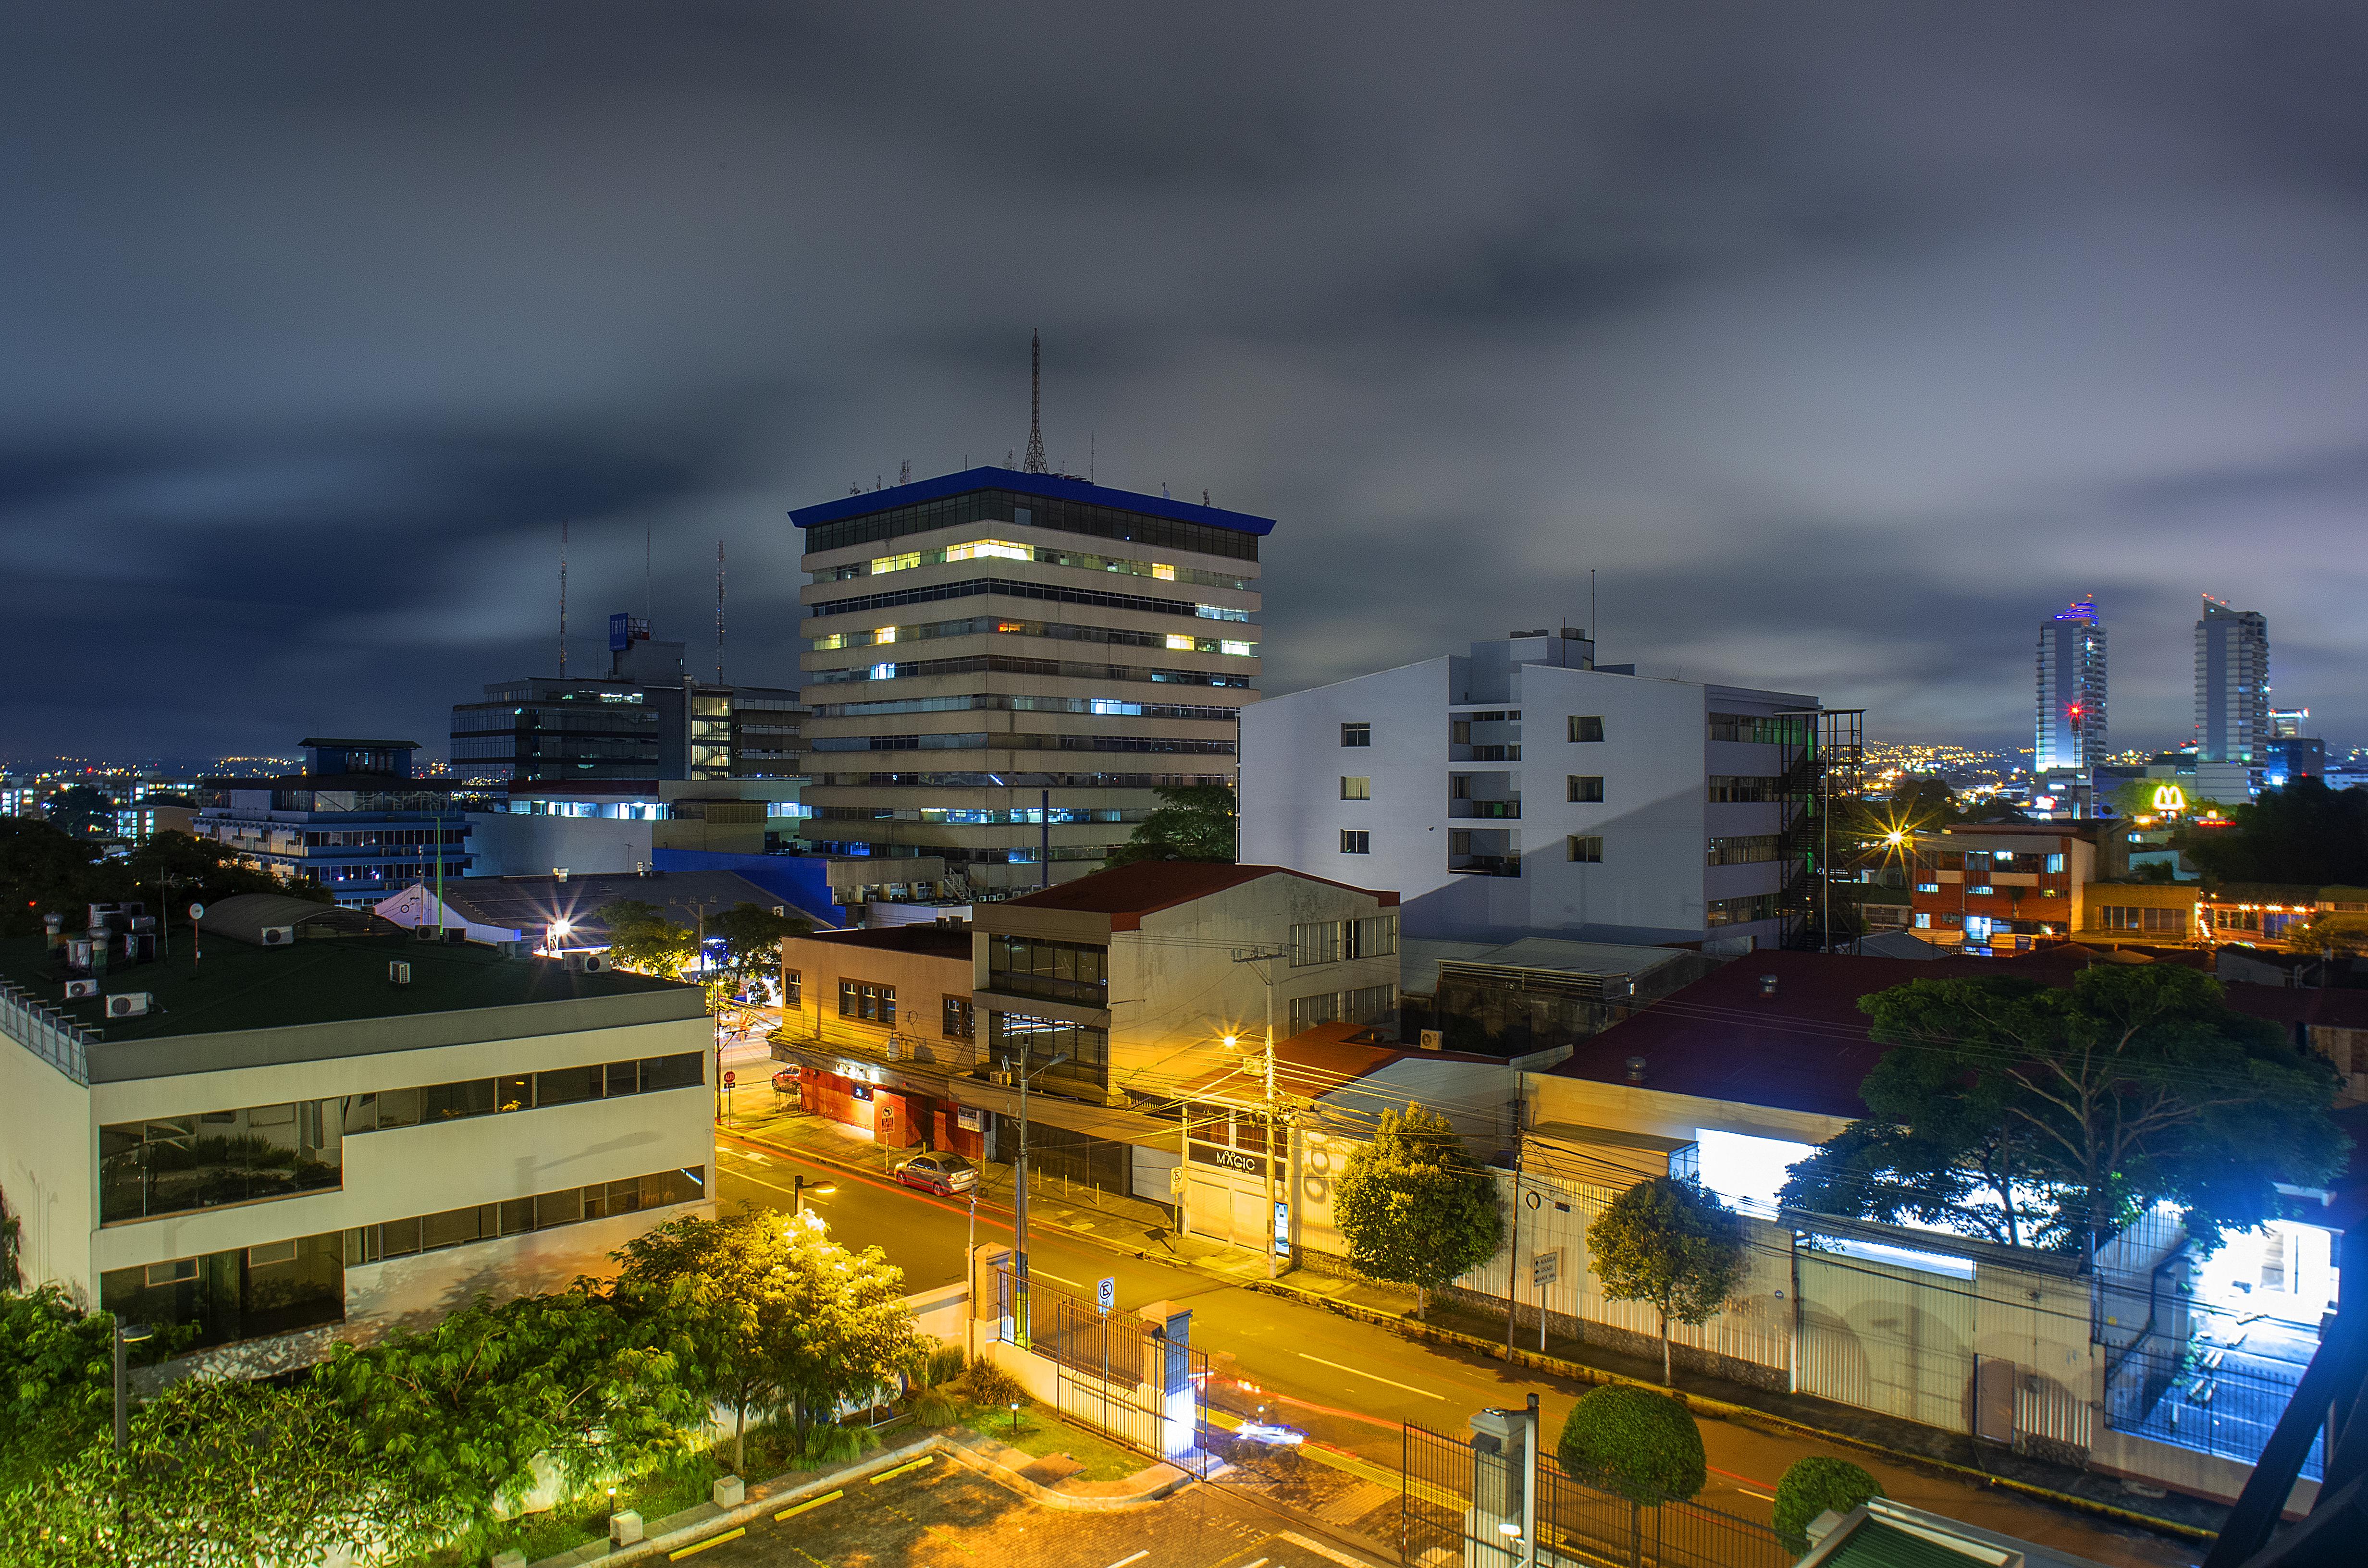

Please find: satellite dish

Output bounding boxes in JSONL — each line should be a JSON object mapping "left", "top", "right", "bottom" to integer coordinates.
{"left": 187, "top": 902, "right": 206, "bottom": 921}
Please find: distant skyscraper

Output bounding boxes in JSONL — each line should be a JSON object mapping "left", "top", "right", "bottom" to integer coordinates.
{"left": 2035, "top": 598, "right": 2107, "bottom": 775}
{"left": 2195, "top": 598, "right": 2269, "bottom": 764}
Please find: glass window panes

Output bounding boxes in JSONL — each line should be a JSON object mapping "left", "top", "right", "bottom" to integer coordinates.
{"left": 1568, "top": 835, "right": 1604, "bottom": 863}
{"left": 1569, "top": 716, "right": 1605, "bottom": 742}
{"left": 1340, "top": 723, "right": 1370, "bottom": 747}
{"left": 1567, "top": 776, "right": 1604, "bottom": 803}
{"left": 1339, "top": 776, "right": 1370, "bottom": 800}
{"left": 1340, "top": 830, "right": 1369, "bottom": 854}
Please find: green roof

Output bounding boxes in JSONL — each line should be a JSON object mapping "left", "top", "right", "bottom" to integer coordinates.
{"left": 1821, "top": 1519, "right": 2002, "bottom": 1568}
{"left": 0, "top": 933, "right": 697, "bottom": 1045}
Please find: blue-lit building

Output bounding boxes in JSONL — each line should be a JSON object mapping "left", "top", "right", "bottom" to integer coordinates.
{"left": 2034, "top": 598, "right": 2107, "bottom": 783}
{"left": 791, "top": 468, "right": 1268, "bottom": 895}
{"left": 194, "top": 739, "right": 472, "bottom": 907}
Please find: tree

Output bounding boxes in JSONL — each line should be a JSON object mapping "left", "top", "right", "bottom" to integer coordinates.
{"left": 0, "top": 1287, "right": 114, "bottom": 1488}
{"left": 1107, "top": 784, "right": 1235, "bottom": 865}
{"left": 2288, "top": 911, "right": 2368, "bottom": 958}
{"left": 1557, "top": 1385, "right": 1704, "bottom": 1567}
{"left": 1809, "top": 966, "right": 2346, "bottom": 1259}
{"left": 0, "top": 1185, "right": 20, "bottom": 1291}
{"left": 1330, "top": 1104, "right": 1503, "bottom": 1319}
{"left": 600, "top": 898, "right": 700, "bottom": 976}
{"left": 1586, "top": 1178, "right": 1750, "bottom": 1385}
{"left": 1772, "top": 1455, "right": 1884, "bottom": 1549}
{"left": 712, "top": 901, "right": 812, "bottom": 989}
{"left": 319, "top": 1286, "right": 704, "bottom": 1547}
{"left": 2181, "top": 777, "right": 2368, "bottom": 886}
{"left": 42, "top": 784, "right": 114, "bottom": 840}
{"left": 613, "top": 1209, "right": 926, "bottom": 1473}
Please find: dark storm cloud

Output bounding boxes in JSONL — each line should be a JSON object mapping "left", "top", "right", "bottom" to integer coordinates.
{"left": 3, "top": 0, "right": 2366, "bottom": 760}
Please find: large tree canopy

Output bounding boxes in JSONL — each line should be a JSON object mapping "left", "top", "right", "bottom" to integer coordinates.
{"left": 1587, "top": 1177, "right": 1750, "bottom": 1385}
{"left": 1107, "top": 784, "right": 1235, "bottom": 865}
{"left": 2181, "top": 777, "right": 2368, "bottom": 886}
{"left": 1331, "top": 1104, "right": 1503, "bottom": 1317}
{"left": 1780, "top": 964, "right": 2347, "bottom": 1258}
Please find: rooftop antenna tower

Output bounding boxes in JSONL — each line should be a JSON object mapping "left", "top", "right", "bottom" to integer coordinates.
{"left": 559, "top": 519, "right": 569, "bottom": 676}
{"left": 644, "top": 523, "right": 653, "bottom": 624}
{"left": 715, "top": 539, "right": 726, "bottom": 684}
{"left": 1024, "top": 328, "right": 1048, "bottom": 474}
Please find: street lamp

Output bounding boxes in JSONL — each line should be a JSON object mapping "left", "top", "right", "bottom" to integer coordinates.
{"left": 1007, "top": 1047, "right": 1070, "bottom": 1347}
{"left": 792, "top": 1174, "right": 835, "bottom": 1215}
{"left": 112, "top": 1320, "right": 154, "bottom": 1452}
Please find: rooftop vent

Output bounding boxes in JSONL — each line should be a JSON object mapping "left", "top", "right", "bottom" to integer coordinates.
{"left": 388, "top": 961, "right": 411, "bottom": 985}
{"left": 1758, "top": 973, "right": 1779, "bottom": 997}
{"left": 1626, "top": 1054, "right": 1647, "bottom": 1084}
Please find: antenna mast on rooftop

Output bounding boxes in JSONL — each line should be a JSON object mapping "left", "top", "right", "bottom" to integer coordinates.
{"left": 558, "top": 519, "right": 569, "bottom": 676}
{"left": 1024, "top": 328, "right": 1048, "bottom": 475}
{"left": 715, "top": 539, "right": 726, "bottom": 684}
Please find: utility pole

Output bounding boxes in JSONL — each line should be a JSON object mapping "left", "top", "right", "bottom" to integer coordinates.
{"left": 1007, "top": 1046, "right": 1070, "bottom": 1347}
{"left": 1523, "top": 1392, "right": 1540, "bottom": 1568}
{"left": 1505, "top": 1094, "right": 1524, "bottom": 1360}
{"left": 1229, "top": 945, "right": 1290, "bottom": 1280}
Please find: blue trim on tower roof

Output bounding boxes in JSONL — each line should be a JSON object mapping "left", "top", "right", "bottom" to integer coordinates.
{"left": 788, "top": 466, "right": 1275, "bottom": 536}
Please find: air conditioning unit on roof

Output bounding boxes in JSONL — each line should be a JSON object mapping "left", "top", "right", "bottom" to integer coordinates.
{"left": 106, "top": 993, "right": 152, "bottom": 1018}
{"left": 259, "top": 926, "right": 296, "bottom": 946}
{"left": 64, "top": 979, "right": 98, "bottom": 1000}
{"left": 566, "top": 953, "right": 609, "bottom": 974}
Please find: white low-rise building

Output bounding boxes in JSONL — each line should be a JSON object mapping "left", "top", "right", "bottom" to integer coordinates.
{"left": 0, "top": 894, "right": 715, "bottom": 1374}
{"left": 1240, "top": 627, "right": 1824, "bottom": 947}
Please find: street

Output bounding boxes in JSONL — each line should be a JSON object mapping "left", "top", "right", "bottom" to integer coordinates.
{"left": 689, "top": 1455, "right": 1374, "bottom": 1568}
{"left": 714, "top": 1139, "right": 2200, "bottom": 1568}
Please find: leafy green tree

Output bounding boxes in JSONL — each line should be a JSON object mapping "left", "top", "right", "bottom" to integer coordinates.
{"left": 712, "top": 901, "right": 812, "bottom": 988}
{"left": 0, "top": 1185, "right": 20, "bottom": 1291}
{"left": 1772, "top": 1455, "right": 1885, "bottom": 1549}
{"left": 320, "top": 1286, "right": 704, "bottom": 1547}
{"left": 600, "top": 898, "right": 701, "bottom": 976}
{"left": 121, "top": 829, "right": 332, "bottom": 911}
{"left": 2181, "top": 777, "right": 2368, "bottom": 886}
{"left": 42, "top": 784, "right": 114, "bottom": 840}
{"left": 1108, "top": 784, "right": 1235, "bottom": 865}
{"left": 0, "top": 1287, "right": 114, "bottom": 1488}
{"left": 2288, "top": 911, "right": 2368, "bottom": 958}
{"left": 1330, "top": 1104, "right": 1503, "bottom": 1319}
{"left": 1586, "top": 1178, "right": 1750, "bottom": 1385}
{"left": 614, "top": 1209, "right": 926, "bottom": 1473}
{"left": 1813, "top": 966, "right": 2345, "bottom": 1258}
{"left": 1557, "top": 1385, "right": 1704, "bottom": 1567}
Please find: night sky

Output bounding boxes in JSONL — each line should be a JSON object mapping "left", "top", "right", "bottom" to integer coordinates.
{"left": 5, "top": 3, "right": 2365, "bottom": 763}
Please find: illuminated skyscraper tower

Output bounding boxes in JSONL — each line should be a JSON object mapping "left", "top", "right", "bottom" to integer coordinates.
{"left": 2195, "top": 597, "right": 2270, "bottom": 766}
{"left": 2035, "top": 598, "right": 2107, "bottom": 775}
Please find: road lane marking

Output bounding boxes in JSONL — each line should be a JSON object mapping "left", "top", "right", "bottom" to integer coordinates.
{"left": 869, "top": 1455, "right": 936, "bottom": 1483}
{"left": 1034, "top": 1269, "right": 1085, "bottom": 1288}
{"left": 1106, "top": 1554, "right": 1149, "bottom": 1568}
{"left": 668, "top": 1527, "right": 745, "bottom": 1559}
{"left": 774, "top": 1488, "right": 841, "bottom": 1520}
{"left": 1297, "top": 1352, "right": 1445, "bottom": 1398}
{"left": 1739, "top": 1488, "right": 1776, "bottom": 1502}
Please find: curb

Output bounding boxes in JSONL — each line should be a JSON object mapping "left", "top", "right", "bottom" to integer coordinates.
{"left": 1240, "top": 1282, "right": 2219, "bottom": 1544}
{"left": 936, "top": 1425, "right": 1199, "bottom": 1511}
{"left": 716, "top": 1119, "right": 2214, "bottom": 1546}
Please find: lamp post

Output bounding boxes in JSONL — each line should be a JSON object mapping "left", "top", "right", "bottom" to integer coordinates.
{"left": 1007, "top": 1046, "right": 1071, "bottom": 1348}
{"left": 792, "top": 1173, "right": 836, "bottom": 1216}
{"left": 112, "top": 1320, "right": 154, "bottom": 1452}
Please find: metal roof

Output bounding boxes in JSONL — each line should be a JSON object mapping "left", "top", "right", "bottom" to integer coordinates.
{"left": 788, "top": 466, "right": 1275, "bottom": 536}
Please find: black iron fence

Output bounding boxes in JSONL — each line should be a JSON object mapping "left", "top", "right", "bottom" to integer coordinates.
{"left": 2105, "top": 1335, "right": 2322, "bottom": 1481}
{"left": 991, "top": 1264, "right": 1211, "bottom": 1475}
{"left": 1400, "top": 1420, "right": 1788, "bottom": 1568}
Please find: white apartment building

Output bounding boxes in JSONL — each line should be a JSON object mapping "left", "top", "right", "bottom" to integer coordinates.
{"left": 0, "top": 894, "right": 714, "bottom": 1375}
{"left": 1240, "top": 629, "right": 1823, "bottom": 948}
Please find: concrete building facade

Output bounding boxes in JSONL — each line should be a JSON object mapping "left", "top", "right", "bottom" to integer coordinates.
{"left": 0, "top": 895, "right": 714, "bottom": 1376}
{"left": 2034, "top": 598, "right": 2107, "bottom": 796}
{"left": 789, "top": 469, "right": 1267, "bottom": 896}
{"left": 193, "top": 739, "right": 473, "bottom": 908}
{"left": 2195, "top": 597, "right": 2269, "bottom": 770}
{"left": 1238, "top": 629, "right": 1820, "bottom": 947}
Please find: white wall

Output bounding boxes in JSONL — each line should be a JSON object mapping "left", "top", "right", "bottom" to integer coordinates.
{"left": 466, "top": 812, "right": 656, "bottom": 879}
{"left": 0, "top": 1038, "right": 98, "bottom": 1300}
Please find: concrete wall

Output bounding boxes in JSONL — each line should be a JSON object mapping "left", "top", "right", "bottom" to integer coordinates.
{"left": 1527, "top": 1071, "right": 1855, "bottom": 1149}
{"left": 780, "top": 934, "right": 978, "bottom": 1073}
{"left": 466, "top": 812, "right": 656, "bottom": 878}
{"left": 0, "top": 1036, "right": 99, "bottom": 1300}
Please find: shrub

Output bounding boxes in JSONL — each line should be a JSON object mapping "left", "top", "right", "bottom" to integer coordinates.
{"left": 962, "top": 1356, "right": 1024, "bottom": 1409}
{"left": 1555, "top": 1385, "right": 1705, "bottom": 1507}
{"left": 797, "top": 1423, "right": 880, "bottom": 1469}
{"left": 1773, "top": 1455, "right": 1884, "bottom": 1547}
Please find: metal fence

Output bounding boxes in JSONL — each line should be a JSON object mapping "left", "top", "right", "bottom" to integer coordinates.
{"left": 2105, "top": 1334, "right": 2322, "bottom": 1482}
{"left": 0, "top": 979, "right": 93, "bottom": 1084}
{"left": 1400, "top": 1420, "right": 1788, "bottom": 1568}
{"left": 992, "top": 1264, "right": 1212, "bottom": 1475}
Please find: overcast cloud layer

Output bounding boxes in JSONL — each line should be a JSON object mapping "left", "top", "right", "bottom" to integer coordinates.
{"left": 4, "top": 1, "right": 2365, "bottom": 762}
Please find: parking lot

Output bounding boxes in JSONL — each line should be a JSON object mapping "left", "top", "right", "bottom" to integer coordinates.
{"left": 687, "top": 1455, "right": 1377, "bottom": 1568}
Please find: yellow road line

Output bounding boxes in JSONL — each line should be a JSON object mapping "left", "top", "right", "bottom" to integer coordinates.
{"left": 1206, "top": 1406, "right": 1465, "bottom": 1510}
{"left": 774, "top": 1488, "right": 842, "bottom": 1520}
{"left": 668, "top": 1526, "right": 746, "bottom": 1560}
{"left": 927, "top": 1523, "right": 979, "bottom": 1557}
{"left": 869, "top": 1455, "right": 937, "bottom": 1484}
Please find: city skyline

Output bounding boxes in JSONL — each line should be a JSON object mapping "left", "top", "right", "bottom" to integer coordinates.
{"left": 5, "top": 4, "right": 2367, "bottom": 761}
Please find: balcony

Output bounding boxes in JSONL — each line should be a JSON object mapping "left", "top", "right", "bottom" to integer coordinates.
{"left": 1452, "top": 799, "right": 1522, "bottom": 820}
{"left": 1450, "top": 854, "right": 1521, "bottom": 877}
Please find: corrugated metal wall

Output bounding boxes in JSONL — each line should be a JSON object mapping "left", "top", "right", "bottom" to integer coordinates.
{"left": 1796, "top": 1250, "right": 1975, "bottom": 1431}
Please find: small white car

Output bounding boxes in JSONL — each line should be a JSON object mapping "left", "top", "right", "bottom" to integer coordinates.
{"left": 894, "top": 1152, "right": 979, "bottom": 1196}
{"left": 1232, "top": 1420, "right": 1305, "bottom": 1446}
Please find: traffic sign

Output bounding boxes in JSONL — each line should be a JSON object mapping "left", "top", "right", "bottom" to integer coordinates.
{"left": 186, "top": 902, "right": 205, "bottom": 921}
{"left": 1532, "top": 1250, "right": 1559, "bottom": 1287}
{"left": 1096, "top": 1276, "right": 1115, "bottom": 1315}
{"left": 722, "top": 1070, "right": 736, "bottom": 1088}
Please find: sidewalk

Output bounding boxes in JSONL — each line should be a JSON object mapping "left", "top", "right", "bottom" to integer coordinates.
{"left": 716, "top": 1105, "right": 2227, "bottom": 1546}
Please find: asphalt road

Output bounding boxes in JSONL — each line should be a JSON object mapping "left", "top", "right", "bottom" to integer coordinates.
{"left": 689, "top": 1456, "right": 1376, "bottom": 1568}
{"left": 715, "top": 1142, "right": 2199, "bottom": 1568}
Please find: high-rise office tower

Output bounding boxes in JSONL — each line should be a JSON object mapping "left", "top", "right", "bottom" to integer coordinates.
{"left": 2035, "top": 598, "right": 2107, "bottom": 775}
{"left": 2195, "top": 598, "right": 2269, "bottom": 764}
{"left": 790, "top": 469, "right": 1267, "bottom": 894}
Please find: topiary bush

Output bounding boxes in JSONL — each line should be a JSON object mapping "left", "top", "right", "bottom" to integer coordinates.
{"left": 1772, "top": 1455, "right": 1885, "bottom": 1547}
{"left": 1555, "top": 1385, "right": 1705, "bottom": 1506}
{"left": 962, "top": 1356, "right": 1024, "bottom": 1410}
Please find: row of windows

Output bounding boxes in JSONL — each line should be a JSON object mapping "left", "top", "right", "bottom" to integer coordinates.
{"left": 807, "top": 652, "right": 1250, "bottom": 690}
{"left": 815, "top": 770, "right": 1235, "bottom": 789}
{"left": 346, "top": 1166, "right": 708, "bottom": 1263}
{"left": 812, "top": 733, "right": 1237, "bottom": 756}
{"left": 804, "top": 490, "right": 1262, "bottom": 563}
{"left": 2098, "top": 906, "right": 2188, "bottom": 933}
{"left": 1707, "top": 833, "right": 1782, "bottom": 866}
{"left": 809, "top": 614, "right": 1255, "bottom": 660}
{"left": 1706, "top": 893, "right": 1781, "bottom": 927}
{"left": 820, "top": 537, "right": 1255, "bottom": 591}
{"left": 813, "top": 804, "right": 1144, "bottom": 825}
{"left": 810, "top": 574, "right": 1215, "bottom": 624}
{"left": 840, "top": 980, "right": 895, "bottom": 1024}
{"left": 985, "top": 1011, "right": 1110, "bottom": 1090}
{"left": 812, "top": 692, "right": 1239, "bottom": 723}
{"left": 345, "top": 1054, "right": 705, "bottom": 1131}
{"left": 1706, "top": 712, "right": 1813, "bottom": 744}
{"left": 1288, "top": 915, "right": 1399, "bottom": 966}
{"left": 1707, "top": 775, "right": 1785, "bottom": 803}
{"left": 1285, "top": 984, "right": 1398, "bottom": 1034}
{"left": 987, "top": 934, "right": 1110, "bottom": 1005}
